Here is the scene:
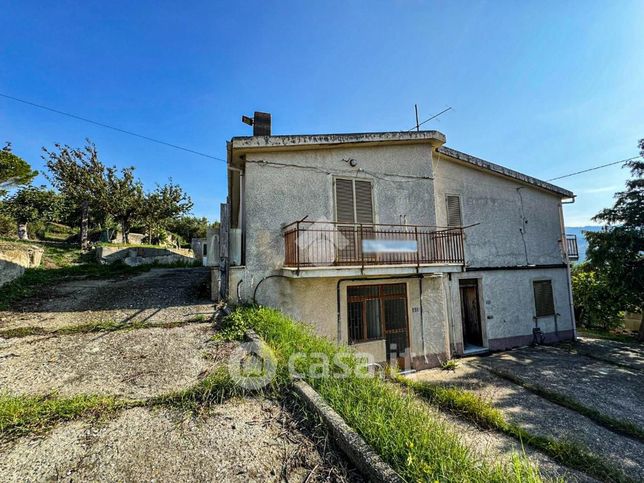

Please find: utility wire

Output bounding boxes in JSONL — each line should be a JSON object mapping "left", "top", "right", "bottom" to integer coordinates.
{"left": 0, "top": 92, "right": 227, "bottom": 163}
{"left": 407, "top": 107, "right": 452, "bottom": 131}
{"left": 547, "top": 156, "right": 641, "bottom": 181}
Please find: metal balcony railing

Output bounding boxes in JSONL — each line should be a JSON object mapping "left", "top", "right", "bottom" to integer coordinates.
{"left": 283, "top": 220, "right": 465, "bottom": 270}
{"left": 566, "top": 234, "right": 579, "bottom": 261}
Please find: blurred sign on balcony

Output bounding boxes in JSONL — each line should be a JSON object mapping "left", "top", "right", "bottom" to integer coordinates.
{"left": 362, "top": 239, "right": 418, "bottom": 253}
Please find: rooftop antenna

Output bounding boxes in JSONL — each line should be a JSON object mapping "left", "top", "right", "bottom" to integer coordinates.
{"left": 408, "top": 106, "right": 452, "bottom": 131}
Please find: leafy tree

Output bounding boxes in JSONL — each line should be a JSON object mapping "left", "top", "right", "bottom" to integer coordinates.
{"left": 586, "top": 138, "right": 644, "bottom": 340}
{"left": 104, "top": 166, "right": 143, "bottom": 243}
{"left": 167, "top": 215, "right": 210, "bottom": 243}
{"left": 43, "top": 141, "right": 108, "bottom": 249}
{"left": 2, "top": 186, "right": 62, "bottom": 239}
{"left": 571, "top": 263, "right": 622, "bottom": 330}
{"left": 140, "top": 181, "right": 193, "bottom": 244}
{"left": 0, "top": 143, "right": 38, "bottom": 197}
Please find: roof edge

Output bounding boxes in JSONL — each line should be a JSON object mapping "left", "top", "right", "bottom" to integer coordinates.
{"left": 437, "top": 146, "right": 574, "bottom": 198}
{"left": 230, "top": 130, "right": 446, "bottom": 151}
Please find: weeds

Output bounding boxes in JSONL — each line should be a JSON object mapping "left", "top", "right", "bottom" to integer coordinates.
{"left": 486, "top": 366, "right": 644, "bottom": 443}
{"left": 399, "top": 377, "right": 631, "bottom": 482}
{"left": 441, "top": 359, "right": 459, "bottom": 371}
{"left": 0, "top": 392, "right": 126, "bottom": 437}
{"left": 0, "top": 318, "right": 210, "bottom": 339}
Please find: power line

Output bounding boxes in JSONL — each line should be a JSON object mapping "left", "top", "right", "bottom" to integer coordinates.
{"left": 407, "top": 106, "right": 452, "bottom": 131}
{"left": 0, "top": 92, "right": 227, "bottom": 163}
{"left": 547, "top": 156, "right": 641, "bottom": 182}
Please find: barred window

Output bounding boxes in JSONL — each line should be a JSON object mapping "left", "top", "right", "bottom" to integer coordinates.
{"left": 533, "top": 280, "right": 555, "bottom": 317}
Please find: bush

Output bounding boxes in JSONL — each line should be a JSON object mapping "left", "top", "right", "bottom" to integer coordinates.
{"left": 572, "top": 263, "right": 623, "bottom": 330}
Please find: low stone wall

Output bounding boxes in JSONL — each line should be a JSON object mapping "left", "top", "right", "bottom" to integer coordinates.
{"left": 96, "top": 245, "right": 194, "bottom": 266}
{"left": 0, "top": 242, "right": 44, "bottom": 287}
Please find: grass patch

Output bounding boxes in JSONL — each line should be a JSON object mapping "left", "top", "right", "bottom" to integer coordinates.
{"left": 222, "top": 307, "right": 545, "bottom": 482}
{"left": 148, "top": 366, "right": 254, "bottom": 411}
{"left": 487, "top": 367, "right": 644, "bottom": 443}
{"left": 399, "top": 377, "right": 631, "bottom": 483}
{"left": 577, "top": 328, "right": 640, "bottom": 344}
{"left": 0, "top": 318, "right": 210, "bottom": 339}
{"left": 0, "top": 392, "right": 126, "bottom": 437}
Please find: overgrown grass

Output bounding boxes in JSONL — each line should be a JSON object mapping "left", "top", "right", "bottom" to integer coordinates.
{"left": 399, "top": 377, "right": 631, "bottom": 483}
{"left": 487, "top": 367, "right": 644, "bottom": 443}
{"left": 0, "top": 392, "right": 125, "bottom": 437}
{"left": 222, "top": 307, "right": 545, "bottom": 482}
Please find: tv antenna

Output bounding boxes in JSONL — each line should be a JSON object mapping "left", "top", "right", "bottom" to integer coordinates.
{"left": 409, "top": 106, "right": 452, "bottom": 131}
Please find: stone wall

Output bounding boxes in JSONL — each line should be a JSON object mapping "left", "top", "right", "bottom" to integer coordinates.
{"left": 0, "top": 242, "right": 44, "bottom": 287}
{"left": 96, "top": 246, "right": 194, "bottom": 266}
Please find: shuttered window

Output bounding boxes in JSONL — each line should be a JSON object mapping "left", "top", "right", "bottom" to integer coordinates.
{"left": 335, "top": 178, "right": 374, "bottom": 224}
{"left": 446, "top": 195, "right": 462, "bottom": 227}
{"left": 533, "top": 280, "right": 555, "bottom": 317}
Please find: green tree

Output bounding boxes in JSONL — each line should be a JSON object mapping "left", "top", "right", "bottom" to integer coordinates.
{"left": 104, "top": 166, "right": 143, "bottom": 243}
{"left": 43, "top": 141, "right": 108, "bottom": 249}
{"left": 2, "top": 186, "right": 62, "bottom": 239}
{"left": 140, "top": 181, "right": 193, "bottom": 244}
{"left": 0, "top": 143, "right": 38, "bottom": 197}
{"left": 586, "top": 138, "right": 644, "bottom": 340}
{"left": 167, "top": 215, "right": 210, "bottom": 243}
{"left": 571, "top": 262, "right": 623, "bottom": 330}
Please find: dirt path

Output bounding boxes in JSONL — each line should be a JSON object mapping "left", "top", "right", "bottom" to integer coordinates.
{"left": 410, "top": 357, "right": 644, "bottom": 481}
{"left": 0, "top": 268, "right": 358, "bottom": 482}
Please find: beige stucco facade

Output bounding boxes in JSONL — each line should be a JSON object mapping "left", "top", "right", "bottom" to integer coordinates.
{"left": 219, "top": 130, "right": 576, "bottom": 368}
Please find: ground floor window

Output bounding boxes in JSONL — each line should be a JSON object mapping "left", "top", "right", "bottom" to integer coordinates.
{"left": 533, "top": 279, "right": 555, "bottom": 317}
{"left": 347, "top": 283, "right": 409, "bottom": 355}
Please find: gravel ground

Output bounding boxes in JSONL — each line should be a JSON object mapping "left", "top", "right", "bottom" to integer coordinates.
{"left": 0, "top": 268, "right": 359, "bottom": 481}
{"left": 0, "top": 323, "right": 224, "bottom": 399}
{"left": 0, "top": 399, "right": 359, "bottom": 482}
{"left": 0, "top": 268, "right": 215, "bottom": 332}
{"left": 409, "top": 358, "right": 644, "bottom": 481}
{"left": 475, "top": 345, "right": 644, "bottom": 432}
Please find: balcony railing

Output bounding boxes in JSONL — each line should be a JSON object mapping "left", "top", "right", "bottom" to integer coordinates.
{"left": 283, "top": 221, "right": 465, "bottom": 270}
{"left": 566, "top": 234, "right": 579, "bottom": 261}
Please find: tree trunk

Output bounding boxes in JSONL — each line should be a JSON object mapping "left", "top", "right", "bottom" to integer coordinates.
{"left": 80, "top": 200, "right": 90, "bottom": 250}
{"left": 638, "top": 309, "right": 644, "bottom": 342}
{"left": 122, "top": 220, "right": 129, "bottom": 244}
{"left": 17, "top": 223, "right": 28, "bottom": 240}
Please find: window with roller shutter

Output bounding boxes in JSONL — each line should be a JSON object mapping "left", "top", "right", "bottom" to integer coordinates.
{"left": 533, "top": 280, "right": 555, "bottom": 317}
{"left": 446, "top": 194, "right": 462, "bottom": 227}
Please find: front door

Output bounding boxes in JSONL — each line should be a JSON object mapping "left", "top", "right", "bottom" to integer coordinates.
{"left": 459, "top": 280, "right": 483, "bottom": 347}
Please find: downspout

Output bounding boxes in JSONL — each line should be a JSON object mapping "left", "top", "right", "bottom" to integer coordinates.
{"left": 559, "top": 198, "right": 577, "bottom": 340}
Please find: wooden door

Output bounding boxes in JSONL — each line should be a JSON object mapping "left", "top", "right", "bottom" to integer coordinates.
{"left": 460, "top": 282, "right": 482, "bottom": 346}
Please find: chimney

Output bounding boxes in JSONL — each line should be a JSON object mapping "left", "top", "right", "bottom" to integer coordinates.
{"left": 253, "top": 111, "right": 271, "bottom": 136}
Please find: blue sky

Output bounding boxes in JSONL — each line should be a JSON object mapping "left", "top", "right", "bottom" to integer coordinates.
{"left": 1, "top": 0, "right": 642, "bottom": 225}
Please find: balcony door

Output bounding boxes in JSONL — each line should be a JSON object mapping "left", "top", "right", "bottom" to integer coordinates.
{"left": 334, "top": 178, "right": 374, "bottom": 264}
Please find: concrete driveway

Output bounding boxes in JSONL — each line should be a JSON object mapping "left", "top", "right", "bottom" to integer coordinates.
{"left": 409, "top": 339, "right": 644, "bottom": 481}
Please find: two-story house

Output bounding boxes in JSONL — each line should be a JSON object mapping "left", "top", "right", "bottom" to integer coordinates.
{"left": 215, "top": 117, "right": 578, "bottom": 369}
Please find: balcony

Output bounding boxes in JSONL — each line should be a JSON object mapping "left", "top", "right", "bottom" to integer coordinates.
{"left": 283, "top": 221, "right": 464, "bottom": 276}
{"left": 566, "top": 234, "right": 579, "bottom": 261}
